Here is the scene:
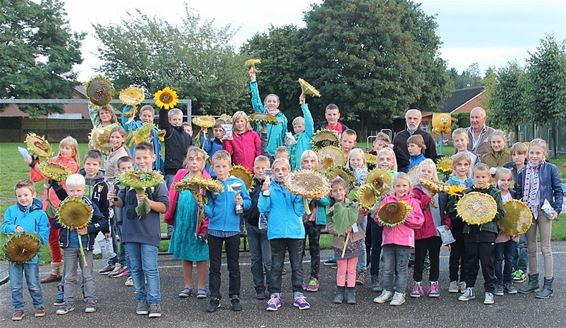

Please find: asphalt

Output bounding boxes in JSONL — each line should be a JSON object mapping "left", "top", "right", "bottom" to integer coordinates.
{"left": 1, "top": 243, "right": 566, "bottom": 328}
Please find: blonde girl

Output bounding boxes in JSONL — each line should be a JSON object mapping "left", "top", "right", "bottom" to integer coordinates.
{"left": 105, "top": 126, "right": 130, "bottom": 179}
{"left": 517, "top": 139, "right": 563, "bottom": 299}
{"left": 223, "top": 111, "right": 261, "bottom": 172}
{"left": 27, "top": 136, "right": 80, "bottom": 283}
{"left": 164, "top": 147, "right": 210, "bottom": 299}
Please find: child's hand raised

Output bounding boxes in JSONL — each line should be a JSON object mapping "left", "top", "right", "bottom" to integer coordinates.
{"left": 299, "top": 93, "right": 306, "bottom": 105}
{"left": 248, "top": 66, "right": 257, "bottom": 82}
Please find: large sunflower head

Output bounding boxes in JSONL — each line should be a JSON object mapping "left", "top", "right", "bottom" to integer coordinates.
{"left": 2, "top": 233, "right": 42, "bottom": 263}
{"left": 153, "top": 87, "right": 179, "bottom": 110}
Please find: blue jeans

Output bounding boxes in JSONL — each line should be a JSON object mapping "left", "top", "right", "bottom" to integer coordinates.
{"left": 246, "top": 223, "right": 273, "bottom": 292}
{"left": 514, "top": 234, "right": 528, "bottom": 272}
{"left": 357, "top": 216, "right": 367, "bottom": 273}
{"left": 381, "top": 245, "right": 411, "bottom": 293}
{"left": 9, "top": 263, "right": 43, "bottom": 310}
{"left": 495, "top": 240, "right": 517, "bottom": 284}
{"left": 125, "top": 243, "right": 161, "bottom": 304}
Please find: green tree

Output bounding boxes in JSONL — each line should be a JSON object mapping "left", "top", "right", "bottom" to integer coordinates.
{"left": 526, "top": 35, "right": 566, "bottom": 157}
{"left": 479, "top": 66, "right": 496, "bottom": 113}
{"left": 489, "top": 62, "right": 528, "bottom": 140}
{"left": 0, "top": 0, "right": 84, "bottom": 116}
{"left": 240, "top": 25, "right": 306, "bottom": 121}
{"left": 302, "top": 0, "right": 450, "bottom": 135}
{"left": 94, "top": 7, "right": 247, "bottom": 114}
{"left": 448, "top": 63, "right": 483, "bottom": 89}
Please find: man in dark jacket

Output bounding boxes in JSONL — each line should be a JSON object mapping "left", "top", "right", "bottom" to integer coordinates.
{"left": 393, "top": 109, "right": 437, "bottom": 172}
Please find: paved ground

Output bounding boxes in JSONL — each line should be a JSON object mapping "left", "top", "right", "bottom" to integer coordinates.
{"left": 1, "top": 242, "right": 566, "bottom": 328}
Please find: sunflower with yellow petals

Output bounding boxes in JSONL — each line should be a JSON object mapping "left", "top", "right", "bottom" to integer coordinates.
{"left": 153, "top": 87, "right": 179, "bottom": 110}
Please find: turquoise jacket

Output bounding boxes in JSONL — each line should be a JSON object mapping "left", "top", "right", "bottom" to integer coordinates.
{"left": 249, "top": 81, "right": 288, "bottom": 156}
{"left": 289, "top": 103, "right": 314, "bottom": 171}
{"left": 1, "top": 199, "right": 50, "bottom": 264}
{"left": 258, "top": 180, "right": 305, "bottom": 240}
{"left": 204, "top": 176, "right": 251, "bottom": 233}
{"left": 312, "top": 196, "right": 330, "bottom": 226}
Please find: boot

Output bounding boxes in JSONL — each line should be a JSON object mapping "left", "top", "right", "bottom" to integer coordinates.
{"left": 333, "top": 287, "right": 345, "bottom": 304}
{"left": 535, "top": 277, "right": 553, "bottom": 299}
{"left": 345, "top": 287, "right": 356, "bottom": 304}
{"left": 41, "top": 262, "right": 62, "bottom": 283}
{"left": 519, "top": 273, "right": 539, "bottom": 294}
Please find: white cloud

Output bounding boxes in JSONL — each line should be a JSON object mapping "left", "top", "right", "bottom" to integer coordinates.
{"left": 439, "top": 47, "right": 530, "bottom": 72}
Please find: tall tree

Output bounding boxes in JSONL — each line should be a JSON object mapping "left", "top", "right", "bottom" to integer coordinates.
{"left": 302, "top": 0, "right": 450, "bottom": 135}
{"left": 240, "top": 25, "right": 306, "bottom": 121}
{"left": 526, "top": 35, "right": 566, "bottom": 157}
{"left": 94, "top": 7, "right": 247, "bottom": 114}
{"left": 489, "top": 62, "right": 528, "bottom": 140}
{"left": 448, "top": 63, "right": 483, "bottom": 89}
{"left": 0, "top": 0, "right": 84, "bottom": 116}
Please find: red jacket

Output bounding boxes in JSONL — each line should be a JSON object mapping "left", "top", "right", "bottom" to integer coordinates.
{"left": 412, "top": 187, "right": 440, "bottom": 240}
{"left": 373, "top": 193, "right": 424, "bottom": 248}
{"left": 30, "top": 155, "right": 79, "bottom": 215}
{"left": 163, "top": 169, "right": 210, "bottom": 237}
{"left": 223, "top": 129, "right": 261, "bottom": 171}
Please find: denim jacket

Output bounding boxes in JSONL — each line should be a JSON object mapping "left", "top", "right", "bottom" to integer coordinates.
{"left": 514, "top": 161, "right": 563, "bottom": 214}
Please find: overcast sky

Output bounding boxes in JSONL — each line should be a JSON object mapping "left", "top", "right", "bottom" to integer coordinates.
{"left": 63, "top": 0, "right": 566, "bottom": 82}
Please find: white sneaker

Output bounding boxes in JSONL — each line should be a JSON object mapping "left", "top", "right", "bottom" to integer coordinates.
{"left": 125, "top": 276, "right": 134, "bottom": 287}
{"left": 390, "top": 292, "right": 406, "bottom": 306}
{"left": 484, "top": 292, "right": 494, "bottom": 305}
{"left": 448, "top": 281, "right": 459, "bottom": 293}
{"left": 458, "top": 287, "right": 475, "bottom": 301}
{"left": 373, "top": 290, "right": 393, "bottom": 304}
{"left": 108, "top": 264, "right": 122, "bottom": 276}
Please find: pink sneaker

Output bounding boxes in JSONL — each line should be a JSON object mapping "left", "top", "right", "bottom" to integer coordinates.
{"left": 428, "top": 282, "right": 440, "bottom": 298}
{"left": 410, "top": 282, "right": 425, "bottom": 298}
{"left": 305, "top": 277, "right": 319, "bottom": 292}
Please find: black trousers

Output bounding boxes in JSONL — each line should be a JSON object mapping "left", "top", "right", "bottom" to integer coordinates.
{"left": 413, "top": 236, "right": 442, "bottom": 282}
{"left": 369, "top": 218, "right": 383, "bottom": 277}
{"left": 464, "top": 232, "right": 497, "bottom": 293}
{"left": 208, "top": 234, "right": 240, "bottom": 300}
{"left": 303, "top": 221, "right": 322, "bottom": 279}
{"left": 449, "top": 235, "right": 466, "bottom": 282}
{"left": 269, "top": 238, "right": 304, "bottom": 294}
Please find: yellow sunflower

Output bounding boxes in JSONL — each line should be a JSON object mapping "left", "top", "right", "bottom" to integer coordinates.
{"left": 153, "top": 87, "right": 179, "bottom": 110}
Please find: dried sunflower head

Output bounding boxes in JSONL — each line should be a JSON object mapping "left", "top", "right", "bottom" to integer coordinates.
{"left": 192, "top": 115, "right": 216, "bottom": 128}
{"left": 324, "top": 166, "right": 355, "bottom": 189}
{"left": 245, "top": 58, "right": 261, "bottom": 68}
{"left": 118, "top": 170, "right": 163, "bottom": 193}
{"left": 39, "top": 162, "right": 71, "bottom": 182}
{"left": 249, "top": 113, "right": 279, "bottom": 125}
{"left": 298, "top": 78, "right": 321, "bottom": 97}
{"left": 230, "top": 165, "right": 255, "bottom": 191}
{"left": 57, "top": 197, "right": 93, "bottom": 229}
{"left": 25, "top": 133, "right": 52, "bottom": 158}
{"left": 366, "top": 169, "right": 392, "bottom": 196}
{"left": 285, "top": 169, "right": 331, "bottom": 199}
{"left": 311, "top": 130, "right": 339, "bottom": 151}
{"left": 317, "top": 146, "right": 346, "bottom": 169}
{"left": 378, "top": 201, "right": 411, "bottom": 227}
{"left": 2, "top": 233, "right": 42, "bottom": 263}
{"left": 119, "top": 85, "right": 146, "bottom": 106}
{"left": 85, "top": 75, "right": 114, "bottom": 107}
{"left": 175, "top": 175, "right": 223, "bottom": 193}
{"left": 90, "top": 127, "right": 112, "bottom": 154}
{"left": 456, "top": 192, "right": 497, "bottom": 225}
{"left": 419, "top": 178, "right": 450, "bottom": 193}
{"left": 499, "top": 200, "right": 533, "bottom": 236}
{"left": 358, "top": 184, "right": 378, "bottom": 209}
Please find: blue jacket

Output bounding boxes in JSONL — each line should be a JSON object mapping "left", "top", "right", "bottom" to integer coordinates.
{"left": 515, "top": 161, "right": 563, "bottom": 214}
{"left": 202, "top": 135, "right": 223, "bottom": 178}
{"left": 249, "top": 81, "right": 288, "bottom": 156}
{"left": 312, "top": 196, "right": 330, "bottom": 226}
{"left": 121, "top": 105, "right": 164, "bottom": 173}
{"left": 205, "top": 176, "right": 251, "bottom": 233}
{"left": 258, "top": 180, "right": 305, "bottom": 240}
{"left": 289, "top": 103, "right": 314, "bottom": 171}
{"left": 53, "top": 197, "right": 107, "bottom": 251}
{"left": 1, "top": 199, "right": 50, "bottom": 264}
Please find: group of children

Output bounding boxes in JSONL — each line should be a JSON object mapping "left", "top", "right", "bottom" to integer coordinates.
{"left": 3, "top": 71, "right": 563, "bottom": 320}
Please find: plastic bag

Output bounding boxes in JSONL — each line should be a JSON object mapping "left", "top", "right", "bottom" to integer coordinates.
{"left": 98, "top": 237, "right": 116, "bottom": 260}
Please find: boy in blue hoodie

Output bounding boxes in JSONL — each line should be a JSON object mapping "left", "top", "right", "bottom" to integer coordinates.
{"left": 204, "top": 150, "right": 251, "bottom": 312}
{"left": 2, "top": 179, "right": 50, "bottom": 321}
{"left": 287, "top": 93, "right": 314, "bottom": 171}
{"left": 405, "top": 134, "right": 426, "bottom": 173}
{"left": 258, "top": 158, "right": 308, "bottom": 311}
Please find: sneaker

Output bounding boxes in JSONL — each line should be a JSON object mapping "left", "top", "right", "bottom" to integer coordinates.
{"left": 56, "top": 305, "right": 75, "bottom": 315}
{"left": 196, "top": 288, "right": 209, "bottom": 299}
{"left": 484, "top": 292, "right": 494, "bottom": 305}
{"left": 178, "top": 287, "right": 194, "bottom": 298}
{"left": 34, "top": 307, "right": 46, "bottom": 317}
{"left": 256, "top": 289, "right": 269, "bottom": 300}
{"left": 323, "top": 258, "right": 337, "bottom": 266}
{"left": 125, "top": 276, "right": 134, "bottom": 287}
{"left": 504, "top": 282, "right": 518, "bottom": 295}
{"left": 458, "top": 287, "right": 475, "bottom": 301}
{"left": 293, "top": 295, "right": 310, "bottom": 310}
{"left": 512, "top": 269, "right": 527, "bottom": 283}
{"left": 206, "top": 299, "right": 221, "bottom": 313}
{"left": 53, "top": 298, "right": 65, "bottom": 306}
{"left": 85, "top": 303, "right": 96, "bottom": 313}
{"left": 148, "top": 304, "right": 162, "bottom": 318}
{"left": 114, "top": 268, "right": 129, "bottom": 278}
{"left": 494, "top": 284, "right": 504, "bottom": 296}
{"left": 410, "top": 282, "right": 425, "bottom": 298}
{"left": 390, "top": 292, "right": 406, "bottom": 306}
{"left": 428, "top": 282, "right": 440, "bottom": 298}
{"left": 109, "top": 266, "right": 128, "bottom": 278}
{"left": 98, "top": 264, "right": 115, "bottom": 275}
{"left": 230, "top": 296, "right": 242, "bottom": 311}
{"left": 266, "top": 294, "right": 282, "bottom": 311}
{"left": 458, "top": 281, "right": 467, "bottom": 293}
{"left": 107, "top": 264, "right": 122, "bottom": 276}
{"left": 136, "top": 302, "right": 149, "bottom": 315}
{"left": 12, "top": 310, "right": 25, "bottom": 321}
{"left": 448, "top": 281, "right": 459, "bottom": 293}
{"left": 355, "top": 272, "right": 366, "bottom": 286}
{"left": 305, "top": 277, "right": 320, "bottom": 292}
{"left": 373, "top": 290, "right": 393, "bottom": 304}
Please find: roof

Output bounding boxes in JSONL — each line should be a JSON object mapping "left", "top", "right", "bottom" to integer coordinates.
{"left": 441, "top": 86, "right": 484, "bottom": 113}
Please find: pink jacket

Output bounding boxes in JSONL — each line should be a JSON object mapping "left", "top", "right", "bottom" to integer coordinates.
{"left": 373, "top": 193, "right": 424, "bottom": 248}
{"left": 412, "top": 187, "right": 440, "bottom": 240}
{"left": 223, "top": 129, "right": 261, "bottom": 171}
{"left": 163, "top": 169, "right": 210, "bottom": 237}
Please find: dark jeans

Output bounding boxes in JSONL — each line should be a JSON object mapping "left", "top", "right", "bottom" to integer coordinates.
{"left": 495, "top": 240, "right": 517, "bottom": 284}
{"left": 303, "top": 221, "right": 322, "bottom": 279}
{"left": 464, "top": 232, "right": 497, "bottom": 293}
{"left": 269, "top": 238, "right": 304, "bottom": 295}
{"left": 208, "top": 234, "right": 240, "bottom": 300}
{"left": 449, "top": 235, "right": 466, "bottom": 282}
{"left": 513, "top": 234, "right": 528, "bottom": 272}
{"left": 413, "top": 237, "right": 442, "bottom": 282}
{"left": 246, "top": 223, "right": 272, "bottom": 293}
{"left": 369, "top": 219, "right": 383, "bottom": 277}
